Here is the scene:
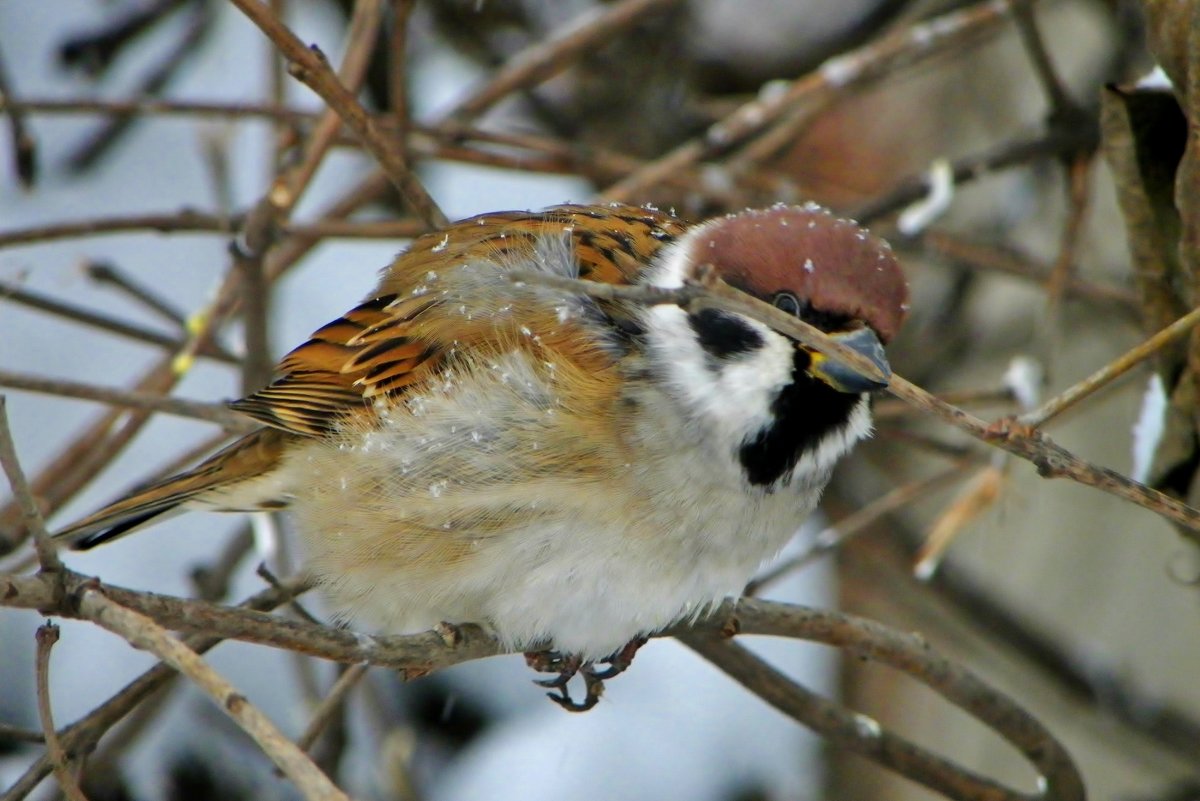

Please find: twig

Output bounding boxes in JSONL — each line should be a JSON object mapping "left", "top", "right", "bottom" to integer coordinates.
{"left": 274, "top": 0, "right": 385, "bottom": 214}
{"left": 678, "top": 633, "right": 1059, "bottom": 801}
{"left": 1, "top": 576, "right": 308, "bottom": 801}
{"left": 265, "top": 171, "right": 395, "bottom": 282}
{"left": 388, "top": 0, "right": 415, "bottom": 140}
{"left": 284, "top": 219, "right": 426, "bottom": 239}
{"left": 190, "top": 526, "right": 256, "bottom": 601}
{"left": 855, "top": 128, "right": 1097, "bottom": 225}
{"left": 508, "top": 268, "right": 1200, "bottom": 540}
{"left": 267, "top": 0, "right": 288, "bottom": 171}
{"left": 0, "top": 44, "right": 36, "bottom": 187}
{"left": 0, "top": 397, "right": 63, "bottom": 572}
{"left": 0, "top": 210, "right": 241, "bottom": 248}
{"left": 1041, "top": 155, "right": 1095, "bottom": 340}
{"left": 234, "top": 0, "right": 388, "bottom": 392}
{"left": 0, "top": 280, "right": 239, "bottom": 364}
{"left": 295, "top": 663, "right": 370, "bottom": 755}
{"left": 746, "top": 463, "right": 974, "bottom": 595}
{"left": 873, "top": 386, "right": 1017, "bottom": 421}
{"left": 77, "top": 587, "right": 350, "bottom": 801}
{"left": 0, "top": 723, "right": 45, "bottom": 744}
{"left": 680, "top": 599, "right": 1085, "bottom": 801}
{"left": 2, "top": 97, "right": 312, "bottom": 122}
{"left": 57, "top": 0, "right": 187, "bottom": 76}
{"left": 0, "top": 362, "right": 179, "bottom": 555}
{"left": 67, "top": 4, "right": 212, "bottom": 172}
{"left": 442, "top": 0, "right": 684, "bottom": 122}
{"left": 922, "top": 552, "right": 1200, "bottom": 764}
{"left": 0, "top": 369, "right": 254, "bottom": 432}
{"left": 1019, "top": 304, "right": 1200, "bottom": 428}
{"left": 229, "top": 0, "right": 446, "bottom": 228}
{"left": 34, "top": 624, "right": 89, "bottom": 801}
{"left": 600, "top": 0, "right": 1014, "bottom": 202}
{"left": 2, "top": 97, "right": 730, "bottom": 197}
{"left": 914, "top": 231, "right": 1138, "bottom": 310}
{"left": 1009, "top": 0, "right": 1077, "bottom": 123}
{"left": 86, "top": 261, "right": 188, "bottom": 327}
{"left": 0, "top": 209, "right": 430, "bottom": 248}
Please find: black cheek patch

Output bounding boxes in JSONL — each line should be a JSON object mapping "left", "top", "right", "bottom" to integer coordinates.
{"left": 688, "top": 309, "right": 763, "bottom": 360}
{"left": 738, "top": 349, "right": 861, "bottom": 487}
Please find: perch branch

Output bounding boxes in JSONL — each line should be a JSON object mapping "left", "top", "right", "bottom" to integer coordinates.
{"left": 0, "top": 569, "right": 1080, "bottom": 801}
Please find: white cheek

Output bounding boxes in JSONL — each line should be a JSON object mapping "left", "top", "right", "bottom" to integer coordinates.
{"left": 644, "top": 304, "right": 794, "bottom": 455}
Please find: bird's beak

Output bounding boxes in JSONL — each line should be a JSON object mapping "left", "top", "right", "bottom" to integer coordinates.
{"left": 804, "top": 327, "right": 891, "bottom": 394}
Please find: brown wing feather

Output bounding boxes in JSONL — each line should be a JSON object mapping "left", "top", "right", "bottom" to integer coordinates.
{"left": 56, "top": 427, "right": 290, "bottom": 547}
{"left": 231, "top": 203, "right": 687, "bottom": 439}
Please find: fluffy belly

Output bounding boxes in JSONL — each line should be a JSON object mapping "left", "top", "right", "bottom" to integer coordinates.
{"left": 284, "top": 436, "right": 817, "bottom": 659}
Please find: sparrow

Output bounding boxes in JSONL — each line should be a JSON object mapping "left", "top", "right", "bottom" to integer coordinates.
{"left": 57, "top": 202, "right": 908, "bottom": 710}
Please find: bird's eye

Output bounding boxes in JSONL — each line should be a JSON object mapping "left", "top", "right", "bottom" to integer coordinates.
{"left": 772, "top": 292, "right": 803, "bottom": 317}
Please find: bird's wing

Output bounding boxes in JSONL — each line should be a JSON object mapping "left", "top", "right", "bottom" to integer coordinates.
{"left": 231, "top": 203, "right": 687, "bottom": 438}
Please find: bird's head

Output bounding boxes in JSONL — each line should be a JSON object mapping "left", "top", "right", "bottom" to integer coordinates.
{"left": 642, "top": 203, "right": 909, "bottom": 487}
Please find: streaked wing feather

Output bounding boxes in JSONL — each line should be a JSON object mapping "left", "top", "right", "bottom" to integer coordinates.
{"left": 233, "top": 204, "right": 687, "bottom": 439}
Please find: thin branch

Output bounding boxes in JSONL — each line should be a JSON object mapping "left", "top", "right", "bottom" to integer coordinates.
{"left": 0, "top": 97, "right": 728, "bottom": 198}
{"left": 0, "top": 44, "right": 36, "bottom": 187}
{"left": 507, "top": 268, "right": 1200, "bottom": 540}
{"left": 86, "top": 261, "right": 188, "bottom": 328}
{"left": 0, "top": 576, "right": 307, "bottom": 800}
{"left": 679, "top": 634, "right": 1048, "bottom": 801}
{"left": 229, "top": 0, "right": 446, "bottom": 228}
{"left": 0, "top": 397, "right": 63, "bottom": 572}
{"left": 233, "top": 0, "right": 387, "bottom": 392}
{"left": 190, "top": 526, "right": 256, "bottom": 601}
{"left": 0, "top": 723, "right": 45, "bottom": 744}
{"left": 0, "top": 210, "right": 241, "bottom": 248}
{"left": 1020, "top": 304, "right": 1200, "bottom": 428}
{"left": 678, "top": 600, "right": 1084, "bottom": 801}
{"left": 77, "top": 587, "right": 350, "bottom": 801}
{"left": 746, "top": 463, "right": 974, "bottom": 595}
{"left": 388, "top": 0, "right": 415, "bottom": 141}
{"left": 0, "top": 362, "right": 179, "bottom": 555}
{"left": 267, "top": 0, "right": 288, "bottom": 173}
{"left": 855, "top": 128, "right": 1097, "bottom": 225}
{"left": 600, "top": 0, "right": 1014, "bottom": 202}
{"left": 35, "top": 624, "right": 89, "bottom": 801}
{"left": 1009, "top": 0, "right": 1077, "bottom": 122}
{"left": 442, "top": 0, "right": 684, "bottom": 122}
{"left": 0, "top": 280, "right": 240, "bottom": 364}
{"left": 295, "top": 663, "right": 370, "bottom": 755}
{"left": 1, "top": 97, "right": 312, "bottom": 122}
{"left": 914, "top": 231, "right": 1138, "bottom": 310}
{"left": 0, "top": 369, "right": 256, "bottom": 432}
{"left": 873, "top": 386, "right": 1017, "bottom": 421}
{"left": 67, "top": 4, "right": 212, "bottom": 172}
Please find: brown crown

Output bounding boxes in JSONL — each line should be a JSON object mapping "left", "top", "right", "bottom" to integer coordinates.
{"left": 692, "top": 204, "right": 908, "bottom": 343}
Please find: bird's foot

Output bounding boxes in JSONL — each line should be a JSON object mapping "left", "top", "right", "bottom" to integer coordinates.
{"left": 523, "top": 637, "right": 648, "bottom": 712}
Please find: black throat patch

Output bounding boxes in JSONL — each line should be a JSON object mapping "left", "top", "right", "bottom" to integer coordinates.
{"left": 738, "top": 349, "right": 862, "bottom": 487}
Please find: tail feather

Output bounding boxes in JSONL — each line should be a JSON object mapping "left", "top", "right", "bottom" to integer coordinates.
{"left": 55, "top": 428, "right": 292, "bottom": 549}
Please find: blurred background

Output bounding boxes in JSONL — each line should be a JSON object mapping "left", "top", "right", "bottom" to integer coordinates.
{"left": 1, "top": 1, "right": 1198, "bottom": 799}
